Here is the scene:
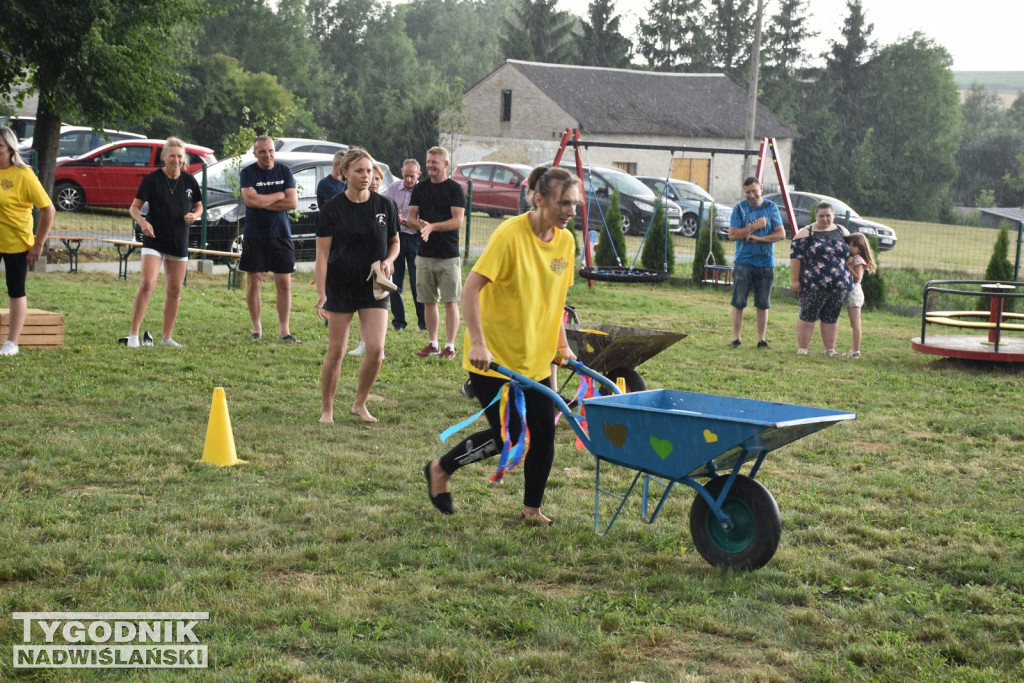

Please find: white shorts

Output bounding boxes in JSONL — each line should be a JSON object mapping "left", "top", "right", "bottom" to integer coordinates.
{"left": 142, "top": 248, "right": 188, "bottom": 262}
{"left": 844, "top": 283, "right": 864, "bottom": 308}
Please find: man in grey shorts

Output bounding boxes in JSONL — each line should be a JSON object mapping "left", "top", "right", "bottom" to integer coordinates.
{"left": 407, "top": 146, "right": 466, "bottom": 359}
{"left": 239, "top": 135, "right": 302, "bottom": 343}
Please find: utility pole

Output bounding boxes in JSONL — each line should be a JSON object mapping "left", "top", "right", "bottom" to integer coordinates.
{"left": 742, "top": 0, "right": 765, "bottom": 181}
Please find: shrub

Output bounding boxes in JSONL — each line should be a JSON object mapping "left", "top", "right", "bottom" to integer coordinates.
{"left": 640, "top": 201, "right": 674, "bottom": 275}
{"left": 692, "top": 205, "right": 727, "bottom": 283}
{"left": 594, "top": 188, "right": 627, "bottom": 268}
{"left": 980, "top": 224, "right": 1016, "bottom": 313}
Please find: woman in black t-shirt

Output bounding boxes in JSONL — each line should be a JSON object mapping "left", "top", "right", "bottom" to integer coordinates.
{"left": 124, "top": 137, "right": 202, "bottom": 348}
{"left": 315, "top": 147, "right": 399, "bottom": 424}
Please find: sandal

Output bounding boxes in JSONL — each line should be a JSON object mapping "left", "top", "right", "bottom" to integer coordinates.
{"left": 843, "top": 350, "right": 861, "bottom": 358}
{"left": 824, "top": 348, "right": 839, "bottom": 358}
{"left": 796, "top": 348, "right": 808, "bottom": 356}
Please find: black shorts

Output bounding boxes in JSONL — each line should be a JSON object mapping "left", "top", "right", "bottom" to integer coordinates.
{"left": 324, "top": 292, "right": 388, "bottom": 314}
{"left": 239, "top": 236, "right": 295, "bottom": 274}
{"left": 1, "top": 251, "right": 29, "bottom": 298}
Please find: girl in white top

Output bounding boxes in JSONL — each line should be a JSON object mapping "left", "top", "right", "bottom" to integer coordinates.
{"left": 844, "top": 232, "right": 877, "bottom": 358}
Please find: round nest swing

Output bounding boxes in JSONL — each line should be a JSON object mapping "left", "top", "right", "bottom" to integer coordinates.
{"left": 578, "top": 266, "right": 670, "bottom": 283}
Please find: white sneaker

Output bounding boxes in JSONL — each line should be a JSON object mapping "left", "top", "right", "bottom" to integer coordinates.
{"left": 349, "top": 341, "right": 366, "bottom": 356}
{"left": 0, "top": 340, "right": 19, "bottom": 356}
{"left": 160, "top": 338, "right": 182, "bottom": 347}
{"left": 126, "top": 335, "right": 140, "bottom": 349}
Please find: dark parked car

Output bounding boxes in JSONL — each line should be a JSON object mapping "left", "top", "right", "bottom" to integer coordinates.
{"left": 53, "top": 139, "right": 216, "bottom": 212}
{"left": 520, "top": 164, "right": 683, "bottom": 236}
{"left": 636, "top": 176, "right": 732, "bottom": 239}
{"left": 763, "top": 191, "right": 898, "bottom": 251}
{"left": 453, "top": 161, "right": 532, "bottom": 217}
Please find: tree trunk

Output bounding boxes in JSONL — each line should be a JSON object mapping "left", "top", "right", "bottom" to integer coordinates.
{"left": 31, "top": 101, "right": 61, "bottom": 195}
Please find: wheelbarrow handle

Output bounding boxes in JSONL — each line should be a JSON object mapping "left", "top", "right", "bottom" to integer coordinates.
{"left": 487, "top": 360, "right": 622, "bottom": 449}
{"left": 552, "top": 357, "right": 623, "bottom": 395}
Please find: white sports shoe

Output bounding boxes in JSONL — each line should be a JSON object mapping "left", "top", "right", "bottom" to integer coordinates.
{"left": 0, "top": 340, "right": 19, "bottom": 356}
{"left": 126, "top": 335, "right": 140, "bottom": 349}
{"left": 160, "top": 338, "right": 182, "bottom": 347}
{"left": 349, "top": 341, "right": 366, "bottom": 356}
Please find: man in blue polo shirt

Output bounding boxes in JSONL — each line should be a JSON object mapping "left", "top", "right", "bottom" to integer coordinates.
{"left": 239, "top": 135, "right": 301, "bottom": 343}
{"left": 728, "top": 177, "right": 785, "bottom": 349}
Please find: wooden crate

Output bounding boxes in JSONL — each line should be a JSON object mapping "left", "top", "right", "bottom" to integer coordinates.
{"left": 0, "top": 308, "right": 65, "bottom": 348}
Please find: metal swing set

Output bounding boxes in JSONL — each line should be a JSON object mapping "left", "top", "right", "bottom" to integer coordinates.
{"left": 549, "top": 130, "right": 798, "bottom": 285}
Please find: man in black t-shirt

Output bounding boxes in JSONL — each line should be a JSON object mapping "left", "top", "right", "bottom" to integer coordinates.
{"left": 239, "top": 136, "right": 301, "bottom": 343}
{"left": 407, "top": 146, "right": 466, "bottom": 359}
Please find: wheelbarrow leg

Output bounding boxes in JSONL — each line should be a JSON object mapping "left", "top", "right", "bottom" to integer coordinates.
{"left": 594, "top": 458, "right": 644, "bottom": 537}
{"left": 640, "top": 474, "right": 677, "bottom": 525}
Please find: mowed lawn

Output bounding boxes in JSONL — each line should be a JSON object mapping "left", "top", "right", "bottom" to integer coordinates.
{"left": 1, "top": 271, "right": 1022, "bottom": 681}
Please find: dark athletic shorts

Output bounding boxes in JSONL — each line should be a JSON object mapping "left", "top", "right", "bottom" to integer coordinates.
{"left": 1, "top": 251, "right": 29, "bottom": 298}
{"left": 239, "top": 236, "right": 295, "bottom": 274}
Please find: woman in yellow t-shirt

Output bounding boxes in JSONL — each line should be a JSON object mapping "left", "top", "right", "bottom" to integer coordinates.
{"left": 0, "top": 126, "right": 54, "bottom": 357}
{"left": 424, "top": 166, "right": 581, "bottom": 525}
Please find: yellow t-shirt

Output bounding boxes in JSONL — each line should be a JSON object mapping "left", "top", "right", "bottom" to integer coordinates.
{"left": 0, "top": 165, "right": 52, "bottom": 253}
{"left": 464, "top": 212, "right": 575, "bottom": 381}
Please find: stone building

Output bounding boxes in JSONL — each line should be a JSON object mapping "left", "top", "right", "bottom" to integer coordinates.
{"left": 441, "top": 59, "right": 798, "bottom": 203}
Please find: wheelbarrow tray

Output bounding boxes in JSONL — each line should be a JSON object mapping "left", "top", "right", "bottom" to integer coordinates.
{"left": 583, "top": 389, "right": 856, "bottom": 480}
{"left": 565, "top": 324, "right": 685, "bottom": 373}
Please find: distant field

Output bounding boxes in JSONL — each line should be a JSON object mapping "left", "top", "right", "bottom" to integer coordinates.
{"left": 953, "top": 71, "right": 1024, "bottom": 90}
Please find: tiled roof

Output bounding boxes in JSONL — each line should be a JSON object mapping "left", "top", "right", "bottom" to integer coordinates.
{"left": 507, "top": 60, "right": 797, "bottom": 139}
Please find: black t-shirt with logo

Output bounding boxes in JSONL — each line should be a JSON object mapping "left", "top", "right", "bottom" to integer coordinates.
{"left": 135, "top": 169, "right": 201, "bottom": 258}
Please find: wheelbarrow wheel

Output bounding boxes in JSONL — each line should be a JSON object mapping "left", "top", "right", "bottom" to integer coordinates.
{"left": 600, "top": 367, "right": 646, "bottom": 395}
{"left": 689, "top": 475, "right": 781, "bottom": 570}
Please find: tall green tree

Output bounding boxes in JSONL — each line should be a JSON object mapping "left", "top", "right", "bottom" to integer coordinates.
{"left": 759, "top": 0, "right": 816, "bottom": 125}
{"left": 0, "top": 0, "right": 209, "bottom": 190}
{"left": 707, "top": 0, "right": 756, "bottom": 83}
{"left": 403, "top": 0, "right": 511, "bottom": 86}
{"left": 955, "top": 86, "right": 1024, "bottom": 207}
{"left": 166, "top": 55, "right": 304, "bottom": 153}
{"left": 636, "top": 0, "right": 709, "bottom": 72}
{"left": 196, "top": 0, "right": 329, "bottom": 132}
{"left": 855, "top": 34, "right": 960, "bottom": 220}
{"left": 501, "top": 0, "right": 578, "bottom": 64}
{"left": 791, "top": 0, "right": 875, "bottom": 200}
{"left": 578, "top": 0, "right": 632, "bottom": 68}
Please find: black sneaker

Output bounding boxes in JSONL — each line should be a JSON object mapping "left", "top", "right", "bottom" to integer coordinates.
{"left": 730, "top": 339, "right": 741, "bottom": 348}
{"left": 459, "top": 379, "right": 475, "bottom": 399}
{"left": 757, "top": 340, "right": 769, "bottom": 349}
{"left": 142, "top": 331, "right": 154, "bottom": 347}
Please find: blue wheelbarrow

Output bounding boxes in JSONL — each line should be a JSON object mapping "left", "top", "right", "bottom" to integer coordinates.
{"left": 491, "top": 359, "right": 856, "bottom": 570}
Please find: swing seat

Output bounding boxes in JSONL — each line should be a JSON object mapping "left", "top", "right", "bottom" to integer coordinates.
{"left": 579, "top": 266, "right": 670, "bottom": 283}
{"left": 702, "top": 265, "right": 733, "bottom": 286}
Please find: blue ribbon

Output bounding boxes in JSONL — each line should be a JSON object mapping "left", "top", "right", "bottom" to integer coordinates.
{"left": 492, "top": 381, "right": 528, "bottom": 483}
{"left": 439, "top": 381, "right": 504, "bottom": 443}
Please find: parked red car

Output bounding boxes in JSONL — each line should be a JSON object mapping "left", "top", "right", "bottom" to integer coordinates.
{"left": 53, "top": 139, "right": 217, "bottom": 212}
{"left": 452, "top": 161, "right": 532, "bottom": 217}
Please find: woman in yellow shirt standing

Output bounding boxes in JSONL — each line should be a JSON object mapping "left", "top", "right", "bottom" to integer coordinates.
{"left": 0, "top": 126, "right": 54, "bottom": 357}
{"left": 424, "top": 166, "right": 581, "bottom": 525}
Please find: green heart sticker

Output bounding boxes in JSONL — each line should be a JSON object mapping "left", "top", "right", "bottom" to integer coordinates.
{"left": 650, "top": 436, "right": 673, "bottom": 460}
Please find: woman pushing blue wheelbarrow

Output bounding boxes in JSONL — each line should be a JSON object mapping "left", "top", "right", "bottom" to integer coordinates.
{"left": 492, "top": 358, "right": 856, "bottom": 570}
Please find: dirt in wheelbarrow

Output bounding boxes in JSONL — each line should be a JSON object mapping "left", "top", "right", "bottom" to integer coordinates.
{"left": 564, "top": 323, "right": 686, "bottom": 375}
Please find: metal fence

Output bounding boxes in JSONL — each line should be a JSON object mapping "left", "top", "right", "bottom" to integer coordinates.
{"left": 39, "top": 188, "right": 1023, "bottom": 283}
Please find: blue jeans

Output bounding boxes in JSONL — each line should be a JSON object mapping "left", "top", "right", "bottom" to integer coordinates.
{"left": 391, "top": 232, "right": 425, "bottom": 330}
{"left": 730, "top": 262, "right": 774, "bottom": 310}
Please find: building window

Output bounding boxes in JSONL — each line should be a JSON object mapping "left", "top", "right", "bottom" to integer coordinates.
{"left": 501, "top": 90, "right": 512, "bottom": 122}
{"left": 613, "top": 161, "right": 637, "bottom": 175}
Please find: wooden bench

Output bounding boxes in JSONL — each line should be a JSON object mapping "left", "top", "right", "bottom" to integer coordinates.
{"left": 188, "top": 247, "right": 241, "bottom": 290}
{"left": 102, "top": 239, "right": 142, "bottom": 280}
{"left": 48, "top": 235, "right": 87, "bottom": 273}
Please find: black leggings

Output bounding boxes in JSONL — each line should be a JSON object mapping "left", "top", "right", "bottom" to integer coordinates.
{"left": 1, "top": 251, "right": 28, "bottom": 298}
{"left": 438, "top": 372, "right": 556, "bottom": 509}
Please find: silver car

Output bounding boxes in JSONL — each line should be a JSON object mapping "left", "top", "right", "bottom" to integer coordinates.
{"left": 636, "top": 177, "right": 732, "bottom": 239}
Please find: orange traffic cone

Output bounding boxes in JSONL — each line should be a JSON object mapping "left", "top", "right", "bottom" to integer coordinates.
{"left": 202, "top": 387, "right": 246, "bottom": 466}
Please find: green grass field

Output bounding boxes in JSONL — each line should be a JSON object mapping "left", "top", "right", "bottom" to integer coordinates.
{"left": 2, "top": 271, "right": 1023, "bottom": 680}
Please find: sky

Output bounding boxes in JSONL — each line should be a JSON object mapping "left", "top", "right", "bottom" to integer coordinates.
{"left": 557, "top": 0, "right": 1021, "bottom": 72}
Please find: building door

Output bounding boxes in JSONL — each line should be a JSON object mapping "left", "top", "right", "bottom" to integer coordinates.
{"left": 671, "top": 158, "right": 710, "bottom": 190}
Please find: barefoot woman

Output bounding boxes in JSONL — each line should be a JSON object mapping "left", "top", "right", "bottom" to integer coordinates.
{"left": 315, "top": 147, "right": 399, "bottom": 423}
{"left": 424, "top": 166, "right": 580, "bottom": 525}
